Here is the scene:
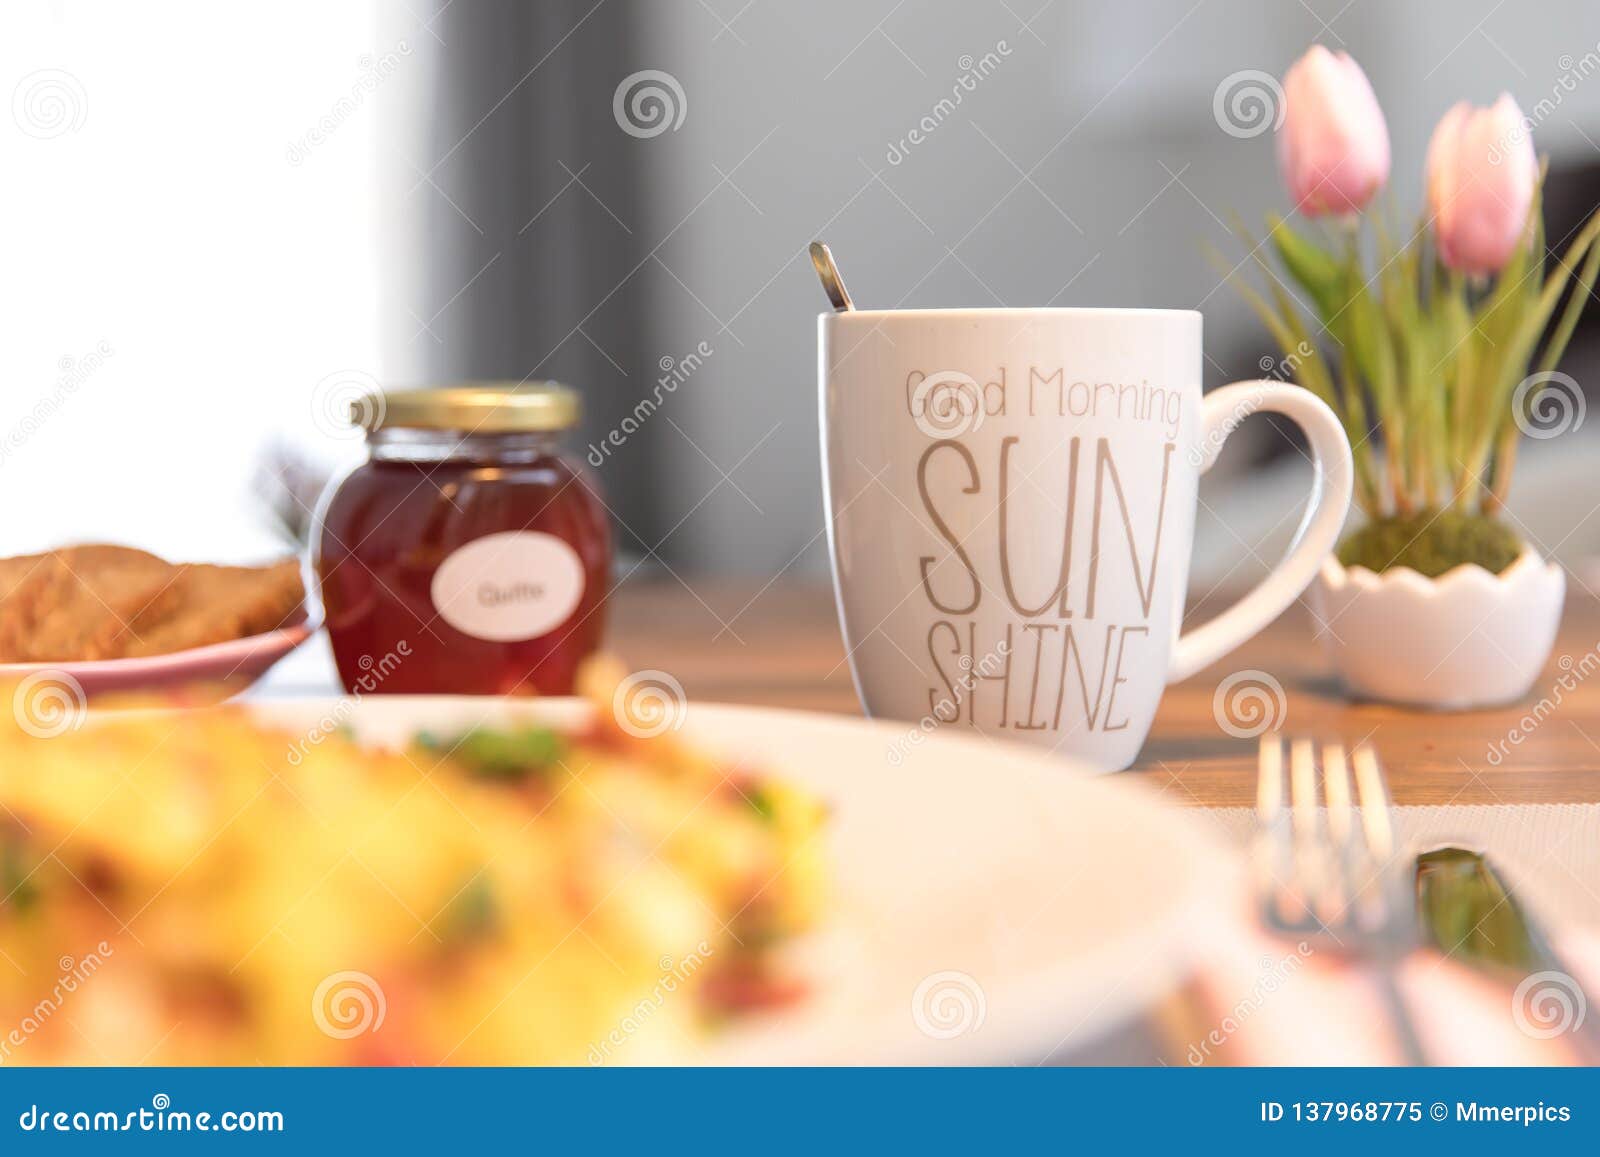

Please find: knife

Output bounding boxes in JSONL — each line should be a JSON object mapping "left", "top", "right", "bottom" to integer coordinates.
{"left": 1415, "top": 845, "right": 1599, "bottom": 1062}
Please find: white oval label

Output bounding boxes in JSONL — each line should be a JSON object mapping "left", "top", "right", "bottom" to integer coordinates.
{"left": 430, "top": 531, "right": 586, "bottom": 642}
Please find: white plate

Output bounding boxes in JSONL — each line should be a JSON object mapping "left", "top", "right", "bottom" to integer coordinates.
{"left": 247, "top": 696, "right": 1239, "bottom": 1065}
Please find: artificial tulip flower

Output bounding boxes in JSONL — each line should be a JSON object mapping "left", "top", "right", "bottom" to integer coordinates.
{"left": 1277, "top": 46, "right": 1391, "bottom": 217}
{"left": 1426, "top": 94, "right": 1538, "bottom": 277}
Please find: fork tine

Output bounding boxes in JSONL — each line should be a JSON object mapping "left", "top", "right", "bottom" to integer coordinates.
{"left": 1323, "top": 742, "right": 1352, "bottom": 845}
{"left": 1351, "top": 744, "right": 1395, "bottom": 862}
{"left": 1289, "top": 738, "right": 1318, "bottom": 843}
{"left": 1317, "top": 741, "right": 1354, "bottom": 923}
{"left": 1291, "top": 738, "right": 1339, "bottom": 925}
{"left": 1346, "top": 741, "right": 1428, "bottom": 1063}
{"left": 1254, "top": 735, "right": 1289, "bottom": 923}
{"left": 1256, "top": 734, "right": 1284, "bottom": 823}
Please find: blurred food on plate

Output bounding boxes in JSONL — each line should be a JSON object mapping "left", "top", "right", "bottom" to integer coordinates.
{"left": 0, "top": 659, "right": 825, "bottom": 1064}
{"left": 0, "top": 545, "right": 303, "bottom": 663}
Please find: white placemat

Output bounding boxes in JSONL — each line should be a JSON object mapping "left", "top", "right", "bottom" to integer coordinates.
{"left": 1199, "top": 804, "right": 1600, "bottom": 930}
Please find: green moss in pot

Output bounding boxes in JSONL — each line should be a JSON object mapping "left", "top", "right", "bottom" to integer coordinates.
{"left": 1337, "top": 510, "right": 1524, "bottom": 578}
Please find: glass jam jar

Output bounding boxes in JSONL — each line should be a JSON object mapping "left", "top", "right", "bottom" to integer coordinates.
{"left": 313, "top": 383, "right": 611, "bottom": 696}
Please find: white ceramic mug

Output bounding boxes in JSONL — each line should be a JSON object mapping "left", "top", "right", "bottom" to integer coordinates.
{"left": 820, "top": 308, "right": 1353, "bottom": 772}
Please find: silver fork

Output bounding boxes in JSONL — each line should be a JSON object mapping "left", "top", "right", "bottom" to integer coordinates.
{"left": 1254, "top": 735, "right": 1428, "bottom": 1065}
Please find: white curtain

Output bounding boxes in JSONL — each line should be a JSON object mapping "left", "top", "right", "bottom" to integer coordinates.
{"left": 1, "top": 0, "right": 386, "bottom": 561}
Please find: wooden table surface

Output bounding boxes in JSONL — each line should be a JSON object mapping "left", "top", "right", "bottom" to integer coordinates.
{"left": 609, "top": 579, "right": 1600, "bottom": 807}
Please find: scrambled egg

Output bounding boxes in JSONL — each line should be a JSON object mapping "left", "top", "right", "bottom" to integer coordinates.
{"left": 0, "top": 668, "right": 825, "bottom": 1065}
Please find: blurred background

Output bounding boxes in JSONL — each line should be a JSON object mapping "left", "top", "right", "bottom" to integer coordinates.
{"left": 5, "top": 0, "right": 1600, "bottom": 593}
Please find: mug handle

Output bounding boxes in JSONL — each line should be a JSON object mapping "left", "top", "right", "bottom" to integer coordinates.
{"left": 1166, "top": 380, "right": 1354, "bottom": 684}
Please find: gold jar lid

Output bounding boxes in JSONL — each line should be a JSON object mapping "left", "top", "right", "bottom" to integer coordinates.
{"left": 356, "top": 383, "right": 580, "bottom": 434}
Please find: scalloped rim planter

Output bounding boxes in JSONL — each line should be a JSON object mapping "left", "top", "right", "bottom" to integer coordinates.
{"left": 1308, "top": 546, "right": 1566, "bottom": 710}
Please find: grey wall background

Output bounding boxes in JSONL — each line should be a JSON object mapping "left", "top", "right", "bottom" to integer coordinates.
{"left": 380, "top": 0, "right": 1600, "bottom": 583}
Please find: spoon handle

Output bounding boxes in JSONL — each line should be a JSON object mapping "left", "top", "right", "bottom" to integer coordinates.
{"left": 809, "top": 241, "right": 855, "bottom": 312}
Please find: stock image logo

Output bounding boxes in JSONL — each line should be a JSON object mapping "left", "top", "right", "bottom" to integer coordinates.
{"left": 612, "top": 669, "right": 687, "bottom": 738}
{"left": 586, "top": 339, "right": 714, "bottom": 467}
{"left": 911, "top": 970, "right": 987, "bottom": 1040}
{"left": 311, "top": 970, "right": 387, "bottom": 1039}
{"left": 1511, "top": 970, "right": 1587, "bottom": 1040}
{"left": 0, "top": 339, "right": 115, "bottom": 466}
{"left": 1512, "top": 371, "right": 1585, "bottom": 440}
{"left": 613, "top": 70, "right": 687, "bottom": 139}
{"left": 1212, "top": 69, "right": 1285, "bottom": 139}
{"left": 12, "top": 670, "right": 88, "bottom": 739}
{"left": 311, "top": 369, "right": 384, "bottom": 438}
{"left": 12, "top": 69, "right": 88, "bottom": 140}
{"left": 883, "top": 39, "right": 1013, "bottom": 166}
{"left": 1212, "top": 669, "right": 1287, "bottom": 739}
{"left": 1187, "top": 383, "right": 1268, "bottom": 467}
{"left": 911, "top": 371, "right": 986, "bottom": 438}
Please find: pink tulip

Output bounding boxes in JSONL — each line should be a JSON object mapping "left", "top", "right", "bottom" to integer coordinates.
{"left": 1277, "top": 46, "right": 1391, "bottom": 217}
{"left": 1426, "top": 94, "right": 1538, "bottom": 276}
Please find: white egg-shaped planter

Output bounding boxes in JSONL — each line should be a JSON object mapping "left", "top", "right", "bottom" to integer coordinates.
{"left": 1308, "top": 546, "right": 1565, "bottom": 710}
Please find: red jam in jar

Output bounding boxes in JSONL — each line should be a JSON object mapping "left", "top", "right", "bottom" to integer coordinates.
{"left": 313, "top": 383, "right": 611, "bottom": 695}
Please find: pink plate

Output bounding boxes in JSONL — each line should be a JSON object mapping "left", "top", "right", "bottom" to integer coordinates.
{"left": 0, "top": 620, "right": 317, "bottom": 700}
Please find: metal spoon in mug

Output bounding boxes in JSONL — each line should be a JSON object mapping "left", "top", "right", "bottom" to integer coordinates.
{"left": 809, "top": 241, "right": 855, "bottom": 312}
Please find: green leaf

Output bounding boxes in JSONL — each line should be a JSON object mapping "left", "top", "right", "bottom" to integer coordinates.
{"left": 1209, "top": 234, "right": 1384, "bottom": 515}
{"left": 1527, "top": 191, "right": 1548, "bottom": 303}
{"left": 1439, "top": 277, "right": 1473, "bottom": 386}
{"left": 416, "top": 725, "right": 569, "bottom": 782}
{"left": 1273, "top": 299, "right": 1341, "bottom": 408}
{"left": 1205, "top": 243, "right": 1327, "bottom": 400}
{"left": 1492, "top": 208, "right": 1600, "bottom": 411}
{"left": 1472, "top": 186, "right": 1552, "bottom": 412}
{"left": 439, "top": 875, "right": 498, "bottom": 942}
{"left": 1535, "top": 205, "right": 1600, "bottom": 375}
{"left": 1228, "top": 229, "right": 1344, "bottom": 403}
{"left": 744, "top": 784, "right": 780, "bottom": 825}
{"left": 1205, "top": 244, "right": 1296, "bottom": 349}
{"left": 1341, "top": 264, "right": 1399, "bottom": 407}
{"left": 1268, "top": 214, "right": 1343, "bottom": 318}
{"left": 1, "top": 839, "right": 39, "bottom": 914}
{"left": 1232, "top": 219, "right": 1324, "bottom": 326}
